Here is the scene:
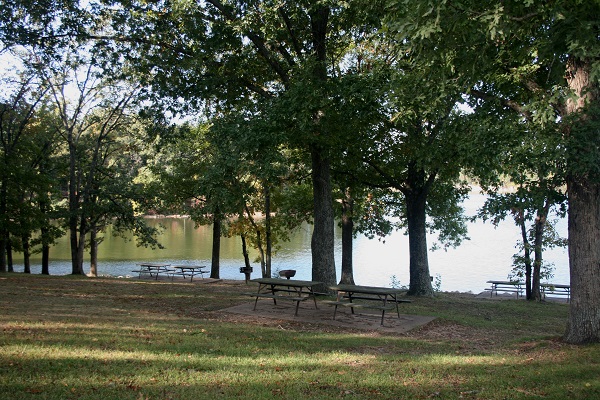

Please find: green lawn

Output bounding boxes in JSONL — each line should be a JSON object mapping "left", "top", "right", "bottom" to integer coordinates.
{"left": 0, "top": 274, "right": 598, "bottom": 399}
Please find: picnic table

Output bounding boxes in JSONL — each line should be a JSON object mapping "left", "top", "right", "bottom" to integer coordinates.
{"left": 245, "top": 278, "right": 323, "bottom": 316}
{"left": 541, "top": 283, "right": 570, "bottom": 302}
{"left": 325, "top": 284, "right": 412, "bottom": 326}
{"left": 171, "top": 265, "right": 208, "bottom": 281}
{"left": 485, "top": 280, "right": 525, "bottom": 298}
{"left": 132, "top": 263, "right": 173, "bottom": 280}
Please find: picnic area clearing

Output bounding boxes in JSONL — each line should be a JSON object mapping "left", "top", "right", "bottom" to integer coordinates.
{"left": 1, "top": 274, "right": 597, "bottom": 400}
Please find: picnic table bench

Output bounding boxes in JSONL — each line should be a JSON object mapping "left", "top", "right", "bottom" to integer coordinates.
{"left": 485, "top": 280, "right": 525, "bottom": 298}
{"left": 244, "top": 278, "right": 323, "bottom": 316}
{"left": 325, "top": 284, "right": 412, "bottom": 326}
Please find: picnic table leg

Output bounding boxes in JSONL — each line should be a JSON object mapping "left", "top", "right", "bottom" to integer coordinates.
{"left": 294, "top": 300, "right": 301, "bottom": 316}
{"left": 332, "top": 304, "right": 339, "bottom": 320}
{"left": 380, "top": 297, "right": 388, "bottom": 326}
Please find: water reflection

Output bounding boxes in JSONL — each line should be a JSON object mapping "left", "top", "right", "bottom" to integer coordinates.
{"left": 13, "top": 194, "right": 569, "bottom": 293}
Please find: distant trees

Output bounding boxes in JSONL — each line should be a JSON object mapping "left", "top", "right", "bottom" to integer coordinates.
{"left": 477, "top": 121, "right": 568, "bottom": 301}
{"left": 0, "top": 70, "right": 61, "bottom": 273}
{"left": 0, "top": 46, "right": 161, "bottom": 275}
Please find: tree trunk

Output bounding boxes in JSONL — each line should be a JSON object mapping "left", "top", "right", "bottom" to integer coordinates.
{"left": 309, "top": 6, "right": 336, "bottom": 289}
{"left": 517, "top": 213, "right": 533, "bottom": 299}
{"left": 244, "top": 205, "right": 266, "bottom": 277}
{"left": 6, "top": 240, "right": 13, "bottom": 272}
{"left": 0, "top": 175, "right": 7, "bottom": 272}
{"left": 39, "top": 196, "right": 50, "bottom": 275}
{"left": 405, "top": 189, "right": 434, "bottom": 296}
{"left": 210, "top": 210, "right": 221, "bottom": 279}
{"left": 22, "top": 234, "right": 31, "bottom": 274}
{"left": 339, "top": 187, "right": 355, "bottom": 285}
{"left": 73, "top": 218, "right": 86, "bottom": 275}
{"left": 264, "top": 185, "right": 272, "bottom": 279}
{"left": 89, "top": 224, "right": 98, "bottom": 277}
{"left": 565, "top": 177, "right": 600, "bottom": 343}
{"left": 310, "top": 145, "right": 336, "bottom": 287}
{"left": 531, "top": 207, "right": 548, "bottom": 302}
{"left": 562, "top": 57, "right": 600, "bottom": 343}
{"left": 41, "top": 240, "right": 50, "bottom": 275}
{"left": 241, "top": 234, "right": 251, "bottom": 270}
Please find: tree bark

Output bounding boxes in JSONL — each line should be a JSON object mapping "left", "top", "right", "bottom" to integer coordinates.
{"left": 210, "top": 210, "right": 221, "bottom": 279}
{"left": 531, "top": 205, "right": 549, "bottom": 302}
{"left": 517, "top": 213, "right": 533, "bottom": 300}
{"left": 310, "top": 145, "right": 336, "bottom": 287}
{"left": 22, "top": 234, "right": 31, "bottom": 274}
{"left": 565, "top": 178, "right": 600, "bottom": 343}
{"left": 0, "top": 181, "right": 7, "bottom": 272}
{"left": 39, "top": 198, "right": 50, "bottom": 275}
{"left": 339, "top": 187, "right": 355, "bottom": 285}
{"left": 264, "top": 185, "right": 272, "bottom": 279}
{"left": 308, "top": 6, "right": 336, "bottom": 288}
{"left": 89, "top": 224, "right": 98, "bottom": 277}
{"left": 6, "top": 240, "right": 13, "bottom": 272}
{"left": 563, "top": 57, "right": 600, "bottom": 343}
{"left": 405, "top": 188, "right": 434, "bottom": 296}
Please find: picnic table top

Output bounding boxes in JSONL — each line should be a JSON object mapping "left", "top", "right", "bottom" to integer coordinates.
{"left": 171, "top": 265, "right": 207, "bottom": 270}
{"left": 138, "top": 262, "right": 171, "bottom": 268}
{"left": 329, "top": 284, "right": 407, "bottom": 295}
{"left": 486, "top": 280, "right": 524, "bottom": 285}
{"left": 250, "top": 278, "right": 323, "bottom": 287}
{"left": 541, "top": 283, "right": 570, "bottom": 289}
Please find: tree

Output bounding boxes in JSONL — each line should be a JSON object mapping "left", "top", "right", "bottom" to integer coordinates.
{"left": 99, "top": 0, "right": 385, "bottom": 287}
{"left": 347, "top": 62, "right": 471, "bottom": 296}
{"left": 40, "top": 52, "right": 159, "bottom": 276}
{"left": 386, "top": 0, "right": 600, "bottom": 342}
{"left": 0, "top": 68, "right": 54, "bottom": 272}
{"left": 476, "top": 120, "right": 568, "bottom": 300}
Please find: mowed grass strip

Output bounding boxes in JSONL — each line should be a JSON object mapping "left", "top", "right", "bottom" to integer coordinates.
{"left": 0, "top": 274, "right": 598, "bottom": 399}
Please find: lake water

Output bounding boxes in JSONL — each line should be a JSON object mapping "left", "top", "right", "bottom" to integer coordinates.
{"left": 12, "top": 193, "right": 569, "bottom": 293}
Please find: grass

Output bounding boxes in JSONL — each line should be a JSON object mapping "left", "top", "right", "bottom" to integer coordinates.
{"left": 1, "top": 274, "right": 599, "bottom": 399}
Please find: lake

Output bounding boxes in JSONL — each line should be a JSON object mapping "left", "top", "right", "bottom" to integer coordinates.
{"left": 12, "top": 193, "right": 569, "bottom": 293}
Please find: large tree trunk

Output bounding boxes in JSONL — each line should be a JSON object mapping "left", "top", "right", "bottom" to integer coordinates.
{"left": 565, "top": 178, "right": 600, "bottom": 343}
{"left": 405, "top": 189, "right": 434, "bottom": 296}
{"left": 309, "top": 6, "right": 336, "bottom": 288}
{"left": 210, "top": 210, "right": 221, "bottom": 279}
{"left": 310, "top": 146, "right": 336, "bottom": 287}
{"left": 339, "top": 187, "right": 355, "bottom": 285}
{"left": 563, "top": 57, "right": 600, "bottom": 344}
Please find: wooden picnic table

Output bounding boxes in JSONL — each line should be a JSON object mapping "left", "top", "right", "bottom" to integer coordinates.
{"left": 170, "top": 265, "right": 208, "bottom": 281}
{"left": 326, "top": 284, "right": 412, "bottom": 325}
{"left": 132, "top": 263, "right": 173, "bottom": 280}
{"left": 485, "top": 280, "right": 525, "bottom": 298}
{"left": 541, "top": 283, "right": 570, "bottom": 302}
{"left": 246, "top": 278, "right": 323, "bottom": 316}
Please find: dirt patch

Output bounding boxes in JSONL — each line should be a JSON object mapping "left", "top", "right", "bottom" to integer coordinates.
{"left": 220, "top": 299, "right": 436, "bottom": 335}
